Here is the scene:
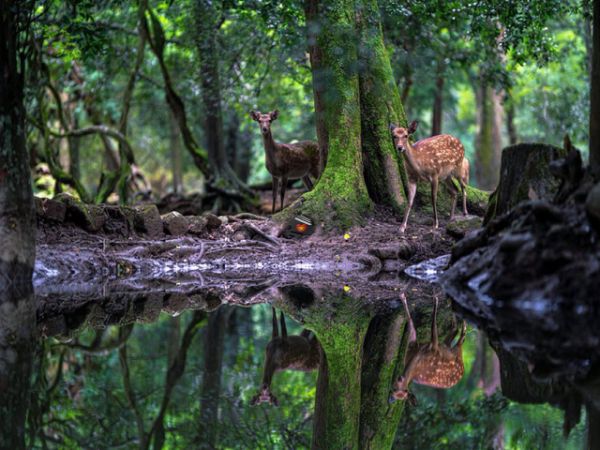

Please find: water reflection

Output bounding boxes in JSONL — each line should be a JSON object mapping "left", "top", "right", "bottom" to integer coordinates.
{"left": 0, "top": 277, "right": 592, "bottom": 448}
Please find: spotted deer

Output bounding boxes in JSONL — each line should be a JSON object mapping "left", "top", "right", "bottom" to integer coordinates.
{"left": 390, "top": 294, "right": 467, "bottom": 404}
{"left": 390, "top": 121, "right": 469, "bottom": 233}
{"left": 250, "top": 110, "right": 320, "bottom": 213}
{"left": 250, "top": 307, "right": 320, "bottom": 406}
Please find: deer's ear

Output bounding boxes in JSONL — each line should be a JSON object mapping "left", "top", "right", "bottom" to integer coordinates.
{"left": 250, "top": 110, "right": 260, "bottom": 121}
{"left": 389, "top": 123, "right": 398, "bottom": 131}
{"left": 408, "top": 120, "right": 419, "bottom": 134}
{"left": 270, "top": 110, "right": 279, "bottom": 121}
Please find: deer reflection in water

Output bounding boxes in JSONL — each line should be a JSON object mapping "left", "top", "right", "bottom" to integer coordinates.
{"left": 391, "top": 293, "right": 467, "bottom": 404}
{"left": 251, "top": 307, "right": 320, "bottom": 406}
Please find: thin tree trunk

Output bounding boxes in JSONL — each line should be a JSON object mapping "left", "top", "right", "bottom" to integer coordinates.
{"left": 431, "top": 69, "right": 444, "bottom": 136}
{"left": 590, "top": 0, "right": 600, "bottom": 178}
{"left": 475, "top": 81, "right": 504, "bottom": 190}
{"left": 194, "top": 0, "right": 251, "bottom": 200}
{"left": 170, "top": 111, "right": 183, "bottom": 194}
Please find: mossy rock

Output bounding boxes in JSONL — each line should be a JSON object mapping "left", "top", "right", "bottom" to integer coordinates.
{"left": 484, "top": 143, "right": 566, "bottom": 224}
{"left": 133, "top": 204, "right": 163, "bottom": 238}
{"left": 54, "top": 193, "right": 105, "bottom": 232}
{"left": 162, "top": 211, "right": 189, "bottom": 236}
{"left": 446, "top": 216, "right": 483, "bottom": 239}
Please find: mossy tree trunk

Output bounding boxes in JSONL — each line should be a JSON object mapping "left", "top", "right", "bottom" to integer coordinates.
{"left": 590, "top": 0, "right": 600, "bottom": 179}
{"left": 474, "top": 81, "right": 504, "bottom": 190}
{"left": 294, "top": 0, "right": 373, "bottom": 228}
{"left": 356, "top": 0, "right": 408, "bottom": 211}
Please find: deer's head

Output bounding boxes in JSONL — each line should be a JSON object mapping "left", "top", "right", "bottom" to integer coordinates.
{"left": 390, "top": 120, "right": 418, "bottom": 153}
{"left": 389, "top": 376, "right": 417, "bottom": 406}
{"left": 250, "top": 110, "right": 279, "bottom": 136}
{"left": 250, "top": 383, "right": 279, "bottom": 407}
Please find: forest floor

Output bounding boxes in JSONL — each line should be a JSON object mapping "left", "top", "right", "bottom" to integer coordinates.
{"left": 34, "top": 193, "right": 483, "bottom": 335}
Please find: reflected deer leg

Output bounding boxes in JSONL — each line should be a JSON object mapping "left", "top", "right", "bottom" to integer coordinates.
{"left": 400, "top": 293, "right": 416, "bottom": 344}
{"left": 400, "top": 180, "right": 417, "bottom": 234}
{"left": 279, "top": 311, "right": 287, "bottom": 338}
{"left": 431, "top": 177, "right": 439, "bottom": 228}
{"left": 271, "top": 177, "right": 279, "bottom": 213}
{"left": 280, "top": 176, "right": 288, "bottom": 212}
{"left": 456, "top": 321, "right": 467, "bottom": 347}
{"left": 302, "top": 175, "right": 313, "bottom": 191}
{"left": 271, "top": 307, "right": 279, "bottom": 339}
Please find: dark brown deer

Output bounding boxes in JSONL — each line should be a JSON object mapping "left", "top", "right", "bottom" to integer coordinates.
{"left": 390, "top": 293, "right": 467, "bottom": 404}
{"left": 250, "top": 110, "right": 320, "bottom": 213}
{"left": 250, "top": 307, "right": 320, "bottom": 406}
{"left": 390, "top": 121, "right": 469, "bottom": 233}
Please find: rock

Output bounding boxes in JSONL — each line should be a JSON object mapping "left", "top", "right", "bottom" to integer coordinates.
{"left": 103, "top": 205, "right": 135, "bottom": 236}
{"left": 586, "top": 182, "right": 600, "bottom": 229}
{"left": 484, "top": 143, "right": 567, "bottom": 224}
{"left": 35, "top": 197, "right": 67, "bottom": 222}
{"left": 445, "top": 216, "right": 483, "bottom": 239}
{"left": 162, "top": 211, "right": 189, "bottom": 236}
{"left": 187, "top": 216, "right": 208, "bottom": 235}
{"left": 368, "top": 242, "right": 415, "bottom": 260}
{"left": 202, "top": 212, "right": 222, "bottom": 230}
{"left": 218, "top": 215, "right": 229, "bottom": 225}
{"left": 54, "top": 193, "right": 105, "bottom": 232}
{"left": 134, "top": 204, "right": 163, "bottom": 238}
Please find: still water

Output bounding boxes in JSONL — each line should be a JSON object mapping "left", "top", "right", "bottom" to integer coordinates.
{"left": 1, "top": 266, "right": 595, "bottom": 449}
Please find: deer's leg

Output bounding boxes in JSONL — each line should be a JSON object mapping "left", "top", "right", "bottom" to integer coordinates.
{"left": 271, "top": 307, "right": 278, "bottom": 339}
{"left": 400, "top": 293, "right": 416, "bottom": 344}
{"left": 431, "top": 177, "right": 439, "bottom": 228}
{"left": 459, "top": 177, "right": 469, "bottom": 216}
{"left": 302, "top": 175, "right": 313, "bottom": 191}
{"left": 271, "top": 177, "right": 279, "bottom": 213}
{"left": 445, "top": 178, "right": 458, "bottom": 220}
{"left": 399, "top": 180, "right": 417, "bottom": 234}
{"left": 456, "top": 320, "right": 467, "bottom": 347}
{"left": 431, "top": 296, "right": 439, "bottom": 348}
{"left": 280, "top": 176, "right": 288, "bottom": 212}
{"left": 279, "top": 311, "right": 287, "bottom": 338}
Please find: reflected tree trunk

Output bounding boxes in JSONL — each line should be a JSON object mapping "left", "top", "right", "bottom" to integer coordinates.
{"left": 198, "top": 307, "right": 232, "bottom": 449}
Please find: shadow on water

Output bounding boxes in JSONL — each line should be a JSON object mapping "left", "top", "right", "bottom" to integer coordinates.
{"left": 1, "top": 269, "right": 596, "bottom": 448}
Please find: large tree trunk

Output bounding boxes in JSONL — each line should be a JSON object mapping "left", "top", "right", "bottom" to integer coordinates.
{"left": 296, "top": 0, "right": 409, "bottom": 227}
{"left": 292, "top": 0, "right": 372, "bottom": 227}
{"left": 590, "top": 0, "right": 600, "bottom": 179}
{"left": 0, "top": 2, "right": 37, "bottom": 448}
{"left": 475, "top": 81, "right": 504, "bottom": 190}
{"left": 356, "top": 0, "right": 407, "bottom": 210}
